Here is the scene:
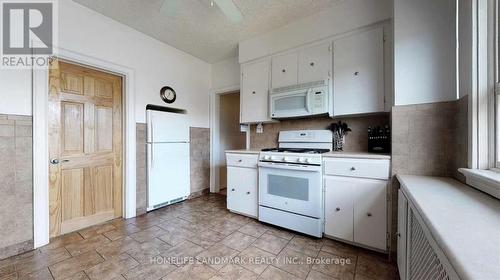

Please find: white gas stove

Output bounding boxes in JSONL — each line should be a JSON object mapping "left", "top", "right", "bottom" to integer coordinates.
{"left": 258, "top": 130, "right": 332, "bottom": 238}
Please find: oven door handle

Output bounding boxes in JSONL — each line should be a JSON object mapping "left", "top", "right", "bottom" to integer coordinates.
{"left": 258, "top": 162, "right": 321, "bottom": 172}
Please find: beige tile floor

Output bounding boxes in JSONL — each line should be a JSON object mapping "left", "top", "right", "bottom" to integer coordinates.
{"left": 0, "top": 194, "right": 398, "bottom": 280}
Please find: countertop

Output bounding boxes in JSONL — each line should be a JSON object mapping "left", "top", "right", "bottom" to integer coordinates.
{"left": 225, "top": 149, "right": 260, "bottom": 154}
{"left": 323, "top": 151, "right": 391, "bottom": 160}
{"left": 397, "top": 175, "right": 500, "bottom": 280}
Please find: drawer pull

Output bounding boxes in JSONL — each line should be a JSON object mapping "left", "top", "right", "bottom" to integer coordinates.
{"left": 238, "top": 159, "right": 242, "bottom": 162}
{"left": 231, "top": 188, "right": 235, "bottom": 192}
{"left": 335, "top": 207, "right": 341, "bottom": 212}
{"left": 367, "top": 213, "right": 372, "bottom": 217}
{"left": 246, "top": 191, "right": 250, "bottom": 195}
{"left": 350, "top": 167, "right": 356, "bottom": 171}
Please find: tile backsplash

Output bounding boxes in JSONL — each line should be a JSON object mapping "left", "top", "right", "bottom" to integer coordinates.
{"left": 250, "top": 114, "right": 390, "bottom": 151}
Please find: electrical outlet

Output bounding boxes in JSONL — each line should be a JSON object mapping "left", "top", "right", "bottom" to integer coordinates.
{"left": 256, "top": 123, "right": 263, "bottom": 134}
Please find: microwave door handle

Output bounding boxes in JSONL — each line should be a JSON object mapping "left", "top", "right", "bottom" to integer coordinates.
{"left": 306, "top": 89, "right": 312, "bottom": 113}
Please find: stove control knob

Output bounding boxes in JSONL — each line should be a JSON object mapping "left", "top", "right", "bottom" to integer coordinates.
{"left": 298, "top": 157, "right": 305, "bottom": 163}
{"left": 283, "top": 157, "right": 289, "bottom": 162}
{"left": 264, "top": 155, "right": 271, "bottom": 160}
{"left": 305, "top": 158, "right": 312, "bottom": 163}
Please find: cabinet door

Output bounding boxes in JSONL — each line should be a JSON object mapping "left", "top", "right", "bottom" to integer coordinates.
{"left": 333, "top": 27, "right": 384, "bottom": 116}
{"left": 227, "top": 166, "right": 258, "bottom": 217}
{"left": 324, "top": 176, "right": 354, "bottom": 241}
{"left": 241, "top": 60, "right": 271, "bottom": 123}
{"left": 298, "top": 42, "right": 331, "bottom": 84}
{"left": 272, "top": 53, "right": 298, "bottom": 88}
{"left": 353, "top": 178, "right": 387, "bottom": 251}
{"left": 397, "top": 189, "right": 408, "bottom": 280}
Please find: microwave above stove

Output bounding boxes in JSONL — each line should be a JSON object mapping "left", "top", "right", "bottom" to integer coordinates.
{"left": 270, "top": 80, "right": 331, "bottom": 119}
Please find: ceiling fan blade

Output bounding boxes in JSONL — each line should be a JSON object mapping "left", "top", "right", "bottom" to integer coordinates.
{"left": 213, "top": 0, "right": 243, "bottom": 23}
{"left": 160, "top": 0, "right": 179, "bottom": 16}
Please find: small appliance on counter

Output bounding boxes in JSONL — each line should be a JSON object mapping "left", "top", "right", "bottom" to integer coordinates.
{"left": 368, "top": 125, "right": 391, "bottom": 153}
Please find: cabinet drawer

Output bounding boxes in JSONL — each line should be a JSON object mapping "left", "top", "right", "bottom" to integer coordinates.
{"left": 226, "top": 153, "right": 259, "bottom": 168}
{"left": 324, "top": 158, "right": 390, "bottom": 180}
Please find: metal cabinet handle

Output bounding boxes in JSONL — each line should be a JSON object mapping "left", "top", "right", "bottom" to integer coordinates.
{"left": 238, "top": 159, "right": 242, "bottom": 162}
{"left": 50, "top": 158, "right": 69, "bottom": 165}
{"left": 246, "top": 191, "right": 250, "bottom": 195}
{"left": 310, "top": 62, "right": 315, "bottom": 66}
{"left": 354, "top": 71, "right": 360, "bottom": 76}
{"left": 231, "top": 188, "right": 235, "bottom": 192}
{"left": 252, "top": 91, "right": 256, "bottom": 94}
{"left": 350, "top": 167, "right": 356, "bottom": 171}
{"left": 335, "top": 207, "right": 341, "bottom": 212}
{"left": 282, "top": 69, "right": 286, "bottom": 73}
{"left": 367, "top": 213, "right": 372, "bottom": 217}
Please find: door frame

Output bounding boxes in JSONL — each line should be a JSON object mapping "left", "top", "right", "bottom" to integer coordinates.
{"left": 209, "top": 86, "right": 248, "bottom": 193}
{"left": 33, "top": 46, "right": 136, "bottom": 248}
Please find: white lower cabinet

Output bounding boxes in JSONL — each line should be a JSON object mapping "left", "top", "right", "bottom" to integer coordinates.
{"left": 324, "top": 157, "right": 389, "bottom": 251}
{"left": 226, "top": 153, "right": 258, "bottom": 218}
{"left": 397, "top": 189, "right": 408, "bottom": 280}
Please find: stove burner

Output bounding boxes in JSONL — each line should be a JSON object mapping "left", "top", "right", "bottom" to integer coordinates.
{"left": 261, "top": 147, "right": 330, "bottom": 154}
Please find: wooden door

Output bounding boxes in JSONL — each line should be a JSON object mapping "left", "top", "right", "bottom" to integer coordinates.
{"left": 240, "top": 60, "right": 271, "bottom": 123}
{"left": 353, "top": 177, "right": 387, "bottom": 250}
{"left": 48, "top": 60, "right": 123, "bottom": 237}
{"left": 333, "top": 27, "right": 384, "bottom": 116}
{"left": 298, "top": 42, "right": 331, "bottom": 84}
{"left": 324, "top": 176, "right": 354, "bottom": 241}
{"left": 271, "top": 52, "right": 298, "bottom": 88}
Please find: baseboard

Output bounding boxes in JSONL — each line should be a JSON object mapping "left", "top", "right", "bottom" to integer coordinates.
{"left": 188, "top": 188, "right": 209, "bottom": 199}
{"left": 0, "top": 239, "right": 33, "bottom": 260}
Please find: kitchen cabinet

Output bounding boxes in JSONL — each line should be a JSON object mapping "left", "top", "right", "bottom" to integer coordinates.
{"left": 333, "top": 27, "right": 384, "bottom": 116}
{"left": 271, "top": 53, "right": 298, "bottom": 88}
{"left": 240, "top": 60, "right": 272, "bottom": 123}
{"left": 298, "top": 42, "right": 331, "bottom": 84}
{"left": 324, "top": 157, "right": 389, "bottom": 251}
{"left": 324, "top": 177, "right": 354, "bottom": 241}
{"left": 226, "top": 153, "right": 259, "bottom": 218}
{"left": 397, "top": 189, "right": 408, "bottom": 280}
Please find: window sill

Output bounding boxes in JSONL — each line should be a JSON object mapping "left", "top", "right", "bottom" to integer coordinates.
{"left": 458, "top": 168, "right": 500, "bottom": 200}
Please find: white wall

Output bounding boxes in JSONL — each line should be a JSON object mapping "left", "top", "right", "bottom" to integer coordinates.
{"left": 211, "top": 56, "right": 240, "bottom": 91}
{"left": 458, "top": 0, "right": 473, "bottom": 98}
{"left": 0, "top": 0, "right": 211, "bottom": 126}
{"left": 394, "top": 0, "right": 457, "bottom": 105}
{"left": 239, "top": 0, "right": 392, "bottom": 63}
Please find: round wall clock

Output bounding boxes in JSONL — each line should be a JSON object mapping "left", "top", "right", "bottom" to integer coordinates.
{"left": 160, "top": 86, "right": 176, "bottom": 104}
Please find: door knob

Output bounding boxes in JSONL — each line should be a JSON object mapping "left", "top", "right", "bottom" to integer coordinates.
{"left": 50, "top": 158, "right": 69, "bottom": 164}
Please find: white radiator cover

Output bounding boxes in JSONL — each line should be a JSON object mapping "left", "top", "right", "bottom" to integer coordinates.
{"left": 407, "top": 208, "right": 450, "bottom": 280}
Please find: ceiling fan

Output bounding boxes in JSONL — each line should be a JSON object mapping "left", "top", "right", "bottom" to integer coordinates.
{"left": 160, "top": 0, "right": 243, "bottom": 23}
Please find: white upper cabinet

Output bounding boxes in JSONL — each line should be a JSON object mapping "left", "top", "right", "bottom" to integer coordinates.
{"left": 240, "top": 59, "right": 272, "bottom": 123}
{"left": 298, "top": 42, "right": 332, "bottom": 84}
{"left": 271, "top": 53, "right": 298, "bottom": 88}
{"left": 333, "top": 27, "right": 384, "bottom": 116}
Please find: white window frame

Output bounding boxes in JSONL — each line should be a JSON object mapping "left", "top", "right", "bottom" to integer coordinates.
{"left": 460, "top": 0, "right": 500, "bottom": 200}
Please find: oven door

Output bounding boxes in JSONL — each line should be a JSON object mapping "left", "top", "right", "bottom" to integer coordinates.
{"left": 258, "top": 161, "right": 322, "bottom": 218}
{"left": 270, "top": 89, "right": 311, "bottom": 118}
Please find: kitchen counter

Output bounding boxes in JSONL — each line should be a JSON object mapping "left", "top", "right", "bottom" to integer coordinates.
{"left": 397, "top": 175, "right": 500, "bottom": 280}
{"left": 225, "top": 149, "right": 260, "bottom": 154}
{"left": 323, "top": 151, "right": 391, "bottom": 160}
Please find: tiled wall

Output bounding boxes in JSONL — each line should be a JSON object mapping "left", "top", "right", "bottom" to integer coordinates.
{"left": 250, "top": 114, "right": 390, "bottom": 151}
{"left": 388, "top": 97, "right": 468, "bottom": 258}
{"left": 190, "top": 127, "right": 210, "bottom": 195}
{"left": 135, "top": 124, "right": 211, "bottom": 214}
{"left": 136, "top": 124, "right": 147, "bottom": 215}
{"left": 0, "top": 114, "right": 33, "bottom": 260}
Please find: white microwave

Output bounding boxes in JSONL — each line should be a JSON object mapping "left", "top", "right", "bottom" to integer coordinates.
{"left": 270, "top": 80, "right": 330, "bottom": 119}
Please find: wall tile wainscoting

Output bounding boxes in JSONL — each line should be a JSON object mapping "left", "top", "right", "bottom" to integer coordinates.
{"left": 0, "top": 114, "right": 33, "bottom": 260}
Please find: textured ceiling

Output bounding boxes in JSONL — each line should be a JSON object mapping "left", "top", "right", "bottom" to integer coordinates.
{"left": 72, "top": 0, "right": 340, "bottom": 63}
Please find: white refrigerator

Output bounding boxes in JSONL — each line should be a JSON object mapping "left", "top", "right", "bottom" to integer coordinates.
{"left": 146, "top": 105, "right": 190, "bottom": 211}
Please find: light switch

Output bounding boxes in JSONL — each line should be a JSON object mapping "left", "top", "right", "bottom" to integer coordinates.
{"left": 256, "top": 123, "right": 263, "bottom": 134}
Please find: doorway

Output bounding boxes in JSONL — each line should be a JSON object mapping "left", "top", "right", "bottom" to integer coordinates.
{"left": 218, "top": 92, "right": 245, "bottom": 195}
{"left": 48, "top": 60, "right": 123, "bottom": 237}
